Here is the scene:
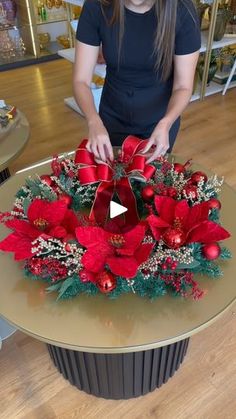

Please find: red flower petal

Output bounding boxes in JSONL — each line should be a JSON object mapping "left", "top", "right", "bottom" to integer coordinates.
{"left": 107, "top": 256, "right": 139, "bottom": 278}
{"left": 184, "top": 201, "right": 210, "bottom": 232}
{"left": 149, "top": 227, "right": 162, "bottom": 241}
{"left": 123, "top": 224, "right": 146, "bottom": 251}
{"left": 81, "top": 250, "right": 107, "bottom": 273}
{"left": 154, "top": 196, "right": 176, "bottom": 224}
{"left": 61, "top": 209, "right": 80, "bottom": 235}
{"left": 187, "top": 220, "right": 230, "bottom": 244}
{"left": 104, "top": 218, "right": 126, "bottom": 233}
{"left": 134, "top": 243, "right": 154, "bottom": 265}
{"left": 49, "top": 226, "right": 67, "bottom": 239}
{"left": 14, "top": 241, "right": 35, "bottom": 260}
{"left": 5, "top": 219, "right": 40, "bottom": 240}
{"left": 0, "top": 232, "right": 20, "bottom": 252}
{"left": 174, "top": 200, "right": 190, "bottom": 223}
{"left": 27, "top": 199, "right": 67, "bottom": 227}
{"left": 116, "top": 247, "right": 135, "bottom": 256}
{"left": 147, "top": 215, "right": 167, "bottom": 240}
{"left": 76, "top": 226, "right": 109, "bottom": 249}
{"left": 0, "top": 232, "right": 34, "bottom": 260}
{"left": 147, "top": 214, "right": 170, "bottom": 228}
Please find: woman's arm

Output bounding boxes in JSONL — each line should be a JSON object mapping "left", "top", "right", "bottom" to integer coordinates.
{"left": 144, "top": 50, "right": 199, "bottom": 163}
{"left": 73, "top": 40, "right": 113, "bottom": 161}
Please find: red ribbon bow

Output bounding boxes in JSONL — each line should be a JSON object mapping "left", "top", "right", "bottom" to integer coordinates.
{"left": 74, "top": 136, "right": 155, "bottom": 224}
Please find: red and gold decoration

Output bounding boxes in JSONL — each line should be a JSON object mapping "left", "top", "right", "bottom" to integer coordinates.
{"left": 0, "top": 136, "right": 232, "bottom": 301}
{"left": 75, "top": 137, "right": 155, "bottom": 224}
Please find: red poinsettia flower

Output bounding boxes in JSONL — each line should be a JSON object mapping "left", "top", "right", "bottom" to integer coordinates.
{"left": 75, "top": 222, "right": 153, "bottom": 278}
{"left": 49, "top": 209, "right": 80, "bottom": 240}
{"left": 0, "top": 199, "right": 79, "bottom": 260}
{"left": 147, "top": 196, "right": 230, "bottom": 248}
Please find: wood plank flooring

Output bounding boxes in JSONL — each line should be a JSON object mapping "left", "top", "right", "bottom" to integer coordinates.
{"left": 0, "top": 60, "right": 236, "bottom": 419}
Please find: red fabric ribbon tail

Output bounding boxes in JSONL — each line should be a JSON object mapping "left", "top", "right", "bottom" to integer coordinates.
{"left": 116, "top": 177, "right": 140, "bottom": 225}
{"left": 89, "top": 181, "right": 114, "bottom": 225}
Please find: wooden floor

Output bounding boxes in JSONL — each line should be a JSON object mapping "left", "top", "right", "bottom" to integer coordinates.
{"left": 0, "top": 60, "right": 236, "bottom": 419}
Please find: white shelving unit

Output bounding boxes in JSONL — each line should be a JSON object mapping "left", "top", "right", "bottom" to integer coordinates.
{"left": 191, "top": 79, "right": 236, "bottom": 101}
{"left": 200, "top": 32, "right": 236, "bottom": 52}
{"left": 205, "top": 80, "right": 236, "bottom": 96}
{"left": 63, "top": 0, "right": 83, "bottom": 5}
{"left": 191, "top": 32, "right": 236, "bottom": 101}
{"left": 58, "top": 47, "right": 74, "bottom": 63}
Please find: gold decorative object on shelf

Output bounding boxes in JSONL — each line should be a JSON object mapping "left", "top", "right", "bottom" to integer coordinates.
{"left": 92, "top": 74, "right": 104, "bottom": 88}
{"left": 219, "top": 45, "right": 236, "bottom": 72}
{"left": 45, "top": 0, "right": 53, "bottom": 9}
{"left": 193, "top": 0, "right": 209, "bottom": 28}
{"left": 209, "top": 2, "right": 233, "bottom": 41}
{"left": 198, "top": 51, "right": 218, "bottom": 85}
{"left": 56, "top": 34, "right": 70, "bottom": 49}
{"left": 54, "top": 0, "right": 63, "bottom": 7}
{"left": 38, "top": 32, "right": 51, "bottom": 50}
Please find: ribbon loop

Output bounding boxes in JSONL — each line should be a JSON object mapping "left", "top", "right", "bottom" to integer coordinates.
{"left": 75, "top": 136, "right": 155, "bottom": 224}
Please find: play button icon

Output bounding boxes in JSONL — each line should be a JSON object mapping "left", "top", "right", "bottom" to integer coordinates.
{"left": 110, "top": 201, "right": 128, "bottom": 219}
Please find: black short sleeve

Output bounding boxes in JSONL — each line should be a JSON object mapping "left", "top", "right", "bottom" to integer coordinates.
{"left": 76, "top": 0, "right": 101, "bottom": 47}
{"left": 175, "top": 1, "right": 201, "bottom": 55}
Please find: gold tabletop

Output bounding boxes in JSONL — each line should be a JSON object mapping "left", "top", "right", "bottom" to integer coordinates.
{"left": 0, "top": 111, "right": 30, "bottom": 172}
{"left": 0, "top": 158, "right": 235, "bottom": 353}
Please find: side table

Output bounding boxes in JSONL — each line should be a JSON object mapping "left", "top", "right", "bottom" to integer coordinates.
{"left": 0, "top": 157, "right": 235, "bottom": 399}
{"left": 0, "top": 110, "right": 29, "bottom": 341}
{"left": 0, "top": 110, "right": 30, "bottom": 184}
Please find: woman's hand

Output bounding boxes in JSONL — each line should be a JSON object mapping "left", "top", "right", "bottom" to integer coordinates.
{"left": 143, "top": 120, "right": 170, "bottom": 163}
{"left": 87, "top": 115, "right": 114, "bottom": 162}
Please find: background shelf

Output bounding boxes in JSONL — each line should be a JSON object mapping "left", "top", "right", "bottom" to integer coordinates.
{"left": 63, "top": 0, "right": 83, "bottom": 5}
{"left": 36, "top": 19, "right": 67, "bottom": 25}
{"left": 200, "top": 31, "right": 236, "bottom": 52}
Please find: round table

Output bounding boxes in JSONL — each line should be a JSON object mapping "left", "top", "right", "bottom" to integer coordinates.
{"left": 0, "top": 158, "right": 235, "bottom": 399}
{"left": 0, "top": 110, "right": 29, "bottom": 340}
{"left": 0, "top": 110, "right": 29, "bottom": 183}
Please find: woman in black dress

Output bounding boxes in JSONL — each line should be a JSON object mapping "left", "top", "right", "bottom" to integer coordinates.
{"left": 73, "top": 0, "right": 201, "bottom": 162}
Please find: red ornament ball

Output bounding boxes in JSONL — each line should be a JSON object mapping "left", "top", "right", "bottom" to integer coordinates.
{"left": 208, "top": 198, "right": 221, "bottom": 210}
{"left": 80, "top": 269, "right": 96, "bottom": 283}
{"left": 59, "top": 193, "right": 72, "bottom": 207}
{"left": 97, "top": 271, "right": 117, "bottom": 293}
{"left": 163, "top": 228, "right": 186, "bottom": 249}
{"left": 167, "top": 186, "right": 177, "bottom": 198}
{"left": 173, "top": 163, "right": 185, "bottom": 174}
{"left": 171, "top": 261, "right": 178, "bottom": 270}
{"left": 202, "top": 242, "right": 221, "bottom": 260}
{"left": 40, "top": 175, "right": 53, "bottom": 186}
{"left": 190, "top": 171, "right": 208, "bottom": 184}
{"left": 182, "top": 184, "right": 198, "bottom": 199}
{"left": 141, "top": 185, "right": 155, "bottom": 201}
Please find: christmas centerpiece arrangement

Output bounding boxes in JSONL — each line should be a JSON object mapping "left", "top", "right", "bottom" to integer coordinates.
{"left": 0, "top": 136, "right": 231, "bottom": 301}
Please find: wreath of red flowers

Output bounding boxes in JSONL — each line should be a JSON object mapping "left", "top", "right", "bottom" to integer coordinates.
{"left": 0, "top": 136, "right": 232, "bottom": 300}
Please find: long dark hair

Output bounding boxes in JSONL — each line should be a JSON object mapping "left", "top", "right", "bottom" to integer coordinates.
{"left": 100, "top": 0, "right": 196, "bottom": 81}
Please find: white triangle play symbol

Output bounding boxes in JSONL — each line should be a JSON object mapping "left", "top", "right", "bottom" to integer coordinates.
{"left": 110, "top": 200, "right": 128, "bottom": 219}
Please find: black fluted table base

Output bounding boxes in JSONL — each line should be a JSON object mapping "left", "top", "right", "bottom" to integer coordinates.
{"left": 0, "top": 168, "right": 10, "bottom": 184}
{"left": 47, "top": 338, "right": 189, "bottom": 400}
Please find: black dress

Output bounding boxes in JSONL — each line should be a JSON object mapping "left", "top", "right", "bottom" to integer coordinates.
{"left": 76, "top": 0, "right": 201, "bottom": 149}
